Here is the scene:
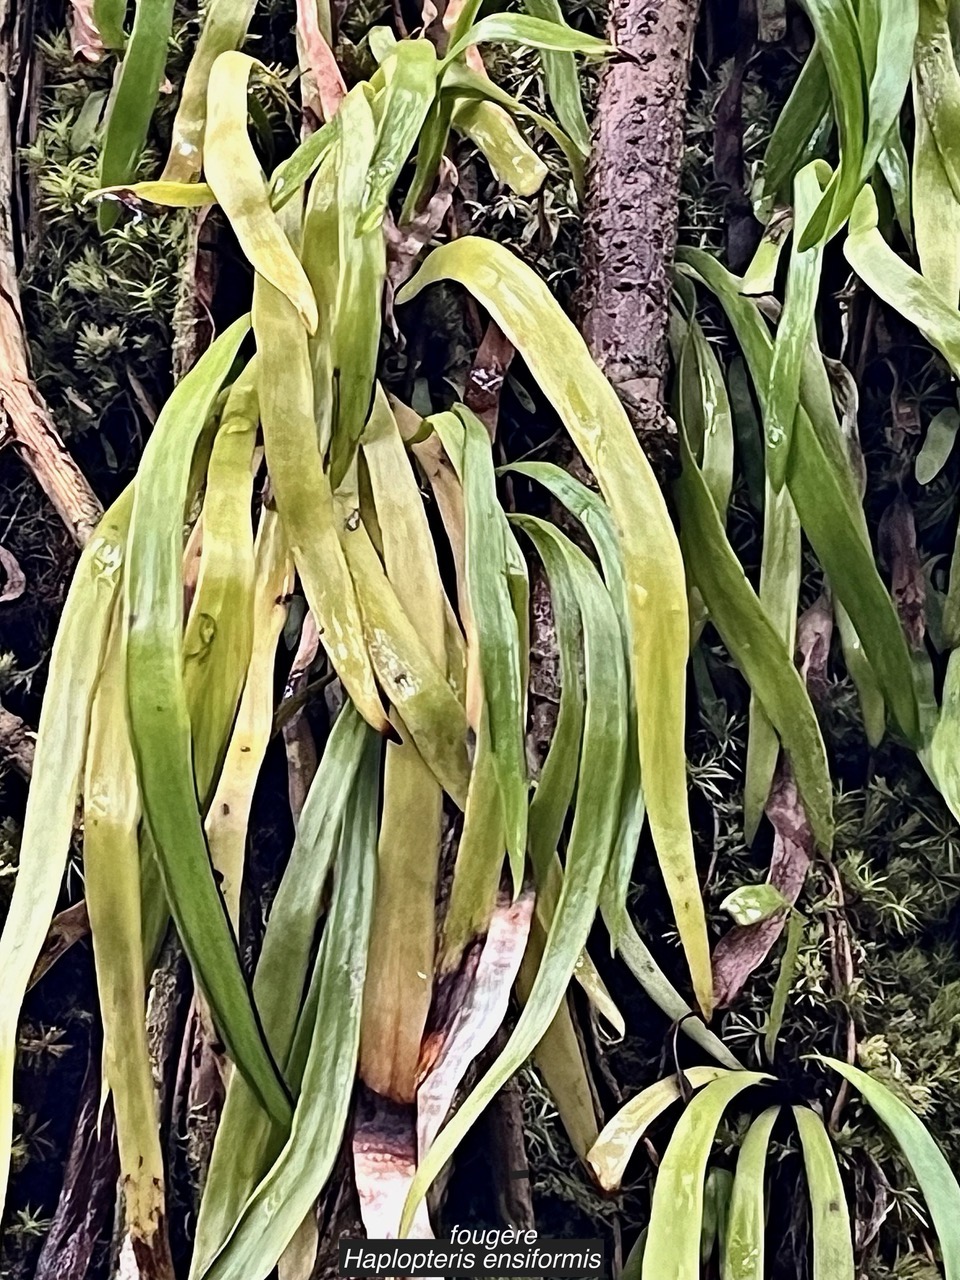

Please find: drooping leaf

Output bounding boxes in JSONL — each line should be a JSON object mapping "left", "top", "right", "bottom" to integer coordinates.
{"left": 767, "top": 161, "right": 828, "bottom": 489}
{"left": 912, "top": 62, "right": 960, "bottom": 307}
{"left": 205, "top": 509, "right": 294, "bottom": 926}
{"left": 162, "top": 0, "right": 258, "bottom": 182}
{"left": 125, "top": 319, "right": 290, "bottom": 1126}
{"left": 201, "top": 731, "right": 381, "bottom": 1280}
{"left": 793, "top": 1106, "right": 855, "bottom": 1280}
{"left": 0, "top": 485, "right": 131, "bottom": 1216}
{"left": 440, "top": 62, "right": 586, "bottom": 188}
{"left": 335, "top": 500, "right": 471, "bottom": 805}
{"left": 519, "top": 0, "right": 591, "bottom": 154}
{"left": 818, "top": 1056, "right": 960, "bottom": 1280}
{"left": 914, "top": 0, "right": 960, "bottom": 208}
{"left": 679, "top": 245, "right": 919, "bottom": 744}
{"left": 443, "top": 14, "right": 611, "bottom": 67}
{"left": 642, "top": 1073, "right": 772, "bottom": 1280}
{"left": 505, "top": 462, "right": 738, "bottom": 1068}
{"left": 361, "top": 40, "right": 438, "bottom": 232}
{"left": 461, "top": 406, "right": 528, "bottom": 879}
{"left": 400, "top": 236, "right": 714, "bottom": 1017}
{"left": 793, "top": 0, "right": 863, "bottom": 248}
{"left": 192, "top": 708, "right": 376, "bottom": 1276}
{"left": 862, "top": 0, "right": 919, "bottom": 183}
{"left": 358, "top": 389, "right": 447, "bottom": 1101}
{"left": 401, "top": 514, "right": 628, "bottom": 1232}
{"left": 205, "top": 52, "right": 319, "bottom": 332}
{"left": 252, "top": 272, "right": 388, "bottom": 736}
{"left": 722, "top": 1107, "right": 780, "bottom": 1280}
{"left": 675, "top": 415, "right": 834, "bottom": 850}
{"left": 846, "top": 184, "right": 960, "bottom": 378}
{"left": 327, "top": 87, "right": 388, "bottom": 488}
{"left": 93, "top": 180, "right": 217, "bottom": 207}
{"left": 588, "top": 1067, "right": 732, "bottom": 1192}
{"left": 83, "top": 618, "right": 171, "bottom": 1270}
{"left": 452, "top": 99, "right": 548, "bottom": 195}
{"left": 183, "top": 362, "right": 258, "bottom": 806}
{"left": 743, "top": 478, "right": 801, "bottom": 844}
{"left": 760, "top": 46, "right": 833, "bottom": 202}
{"left": 97, "top": 0, "right": 176, "bottom": 231}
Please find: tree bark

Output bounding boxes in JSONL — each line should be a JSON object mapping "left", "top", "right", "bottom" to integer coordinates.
{"left": 0, "top": 0, "right": 102, "bottom": 546}
{"left": 579, "top": 0, "right": 699, "bottom": 475}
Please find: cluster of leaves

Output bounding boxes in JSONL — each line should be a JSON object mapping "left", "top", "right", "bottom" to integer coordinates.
{"left": 7, "top": 1, "right": 960, "bottom": 1279}
{"left": 2, "top": 4, "right": 722, "bottom": 1280}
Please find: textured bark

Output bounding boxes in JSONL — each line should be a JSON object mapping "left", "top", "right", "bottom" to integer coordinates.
{"left": 0, "top": 0, "right": 103, "bottom": 546}
{"left": 579, "top": 0, "right": 699, "bottom": 475}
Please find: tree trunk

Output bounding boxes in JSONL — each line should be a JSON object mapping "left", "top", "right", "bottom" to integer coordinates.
{"left": 579, "top": 0, "right": 699, "bottom": 474}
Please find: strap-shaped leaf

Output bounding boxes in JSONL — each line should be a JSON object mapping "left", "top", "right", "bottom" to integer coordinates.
{"left": 588, "top": 1068, "right": 732, "bottom": 1192}
{"left": 912, "top": 2, "right": 960, "bottom": 305}
{"left": 461, "top": 406, "right": 528, "bottom": 877}
{"left": 359, "top": 389, "right": 447, "bottom": 1100}
{"left": 252, "top": 272, "right": 388, "bottom": 735}
{"left": 794, "top": 0, "right": 864, "bottom": 248}
{"left": 162, "top": 0, "right": 258, "bottom": 182}
{"left": 440, "top": 62, "right": 585, "bottom": 188}
{"left": 327, "top": 87, "right": 388, "bottom": 487}
{"left": 794, "top": 0, "right": 917, "bottom": 246}
{"left": 84, "top": 618, "right": 170, "bottom": 1268}
{"left": 205, "top": 508, "right": 294, "bottom": 926}
{"left": 760, "top": 46, "right": 833, "bottom": 202}
{"left": 743, "top": 479, "right": 801, "bottom": 843}
{"left": 504, "top": 461, "right": 738, "bottom": 1068}
{"left": 399, "top": 237, "right": 713, "bottom": 1017}
{"left": 125, "top": 318, "right": 291, "bottom": 1126}
{"left": 97, "top": 0, "right": 176, "bottom": 231}
{"left": 913, "top": 0, "right": 960, "bottom": 206}
{"left": 192, "top": 708, "right": 376, "bottom": 1276}
{"left": 443, "top": 13, "right": 611, "bottom": 67}
{"left": 401, "top": 515, "right": 627, "bottom": 1232}
{"left": 846, "top": 183, "right": 960, "bottom": 376}
{"left": 0, "top": 486, "right": 132, "bottom": 1217}
{"left": 362, "top": 40, "right": 438, "bottom": 231}
{"left": 722, "top": 1107, "right": 780, "bottom": 1280}
{"left": 205, "top": 52, "right": 318, "bottom": 332}
{"left": 861, "top": 0, "right": 919, "bottom": 182}
{"left": 643, "top": 1073, "right": 772, "bottom": 1280}
{"left": 767, "top": 161, "right": 828, "bottom": 489}
{"left": 679, "top": 246, "right": 919, "bottom": 744}
{"left": 183, "top": 363, "right": 258, "bottom": 805}
{"left": 818, "top": 1056, "right": 960, "bottom": 1280}
{"left": 201, "top": 728, "right": 381, "bottom": 1280}
{"left": 675, "top": 414, "right": 834, "bottom": 849}
{"left": 519, "top": 0, "right": 591, "bottom": 154}
{"left": 793, "top": 1106, "right": 855, "bottom": 1280}
{"left": 452, "top": 99, "right": 548, "bottom": 196}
